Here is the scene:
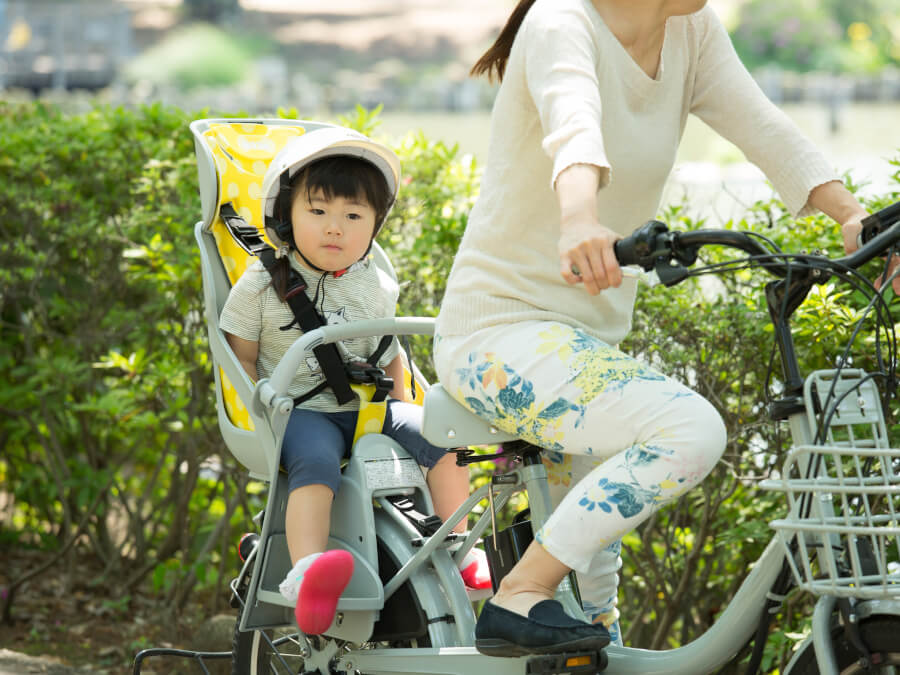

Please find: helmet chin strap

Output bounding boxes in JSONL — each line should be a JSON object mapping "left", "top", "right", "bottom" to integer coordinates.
{"left": 292, "top": 246, "right": 351, "bottom": 278}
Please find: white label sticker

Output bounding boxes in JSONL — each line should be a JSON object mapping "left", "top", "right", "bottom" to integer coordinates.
{"left": 364, "top": 457, "right": 426, "bottom": 490}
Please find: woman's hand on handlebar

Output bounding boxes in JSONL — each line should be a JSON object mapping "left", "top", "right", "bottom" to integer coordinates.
{"left": 559, "top": 221, "right": 623, "bottom": 295}
{"left": 841, "top": 214, "right": 900, "bottom": 294}
{"left": 554, "top": 163, "right": 622, "bottom": 294}
{"left": 809, "top": 181, "right": 900, "bottom": 292}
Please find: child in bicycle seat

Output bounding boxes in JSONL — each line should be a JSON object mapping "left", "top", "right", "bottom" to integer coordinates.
{"left": 219, "top": 126, "right": 490, "bottom": 636}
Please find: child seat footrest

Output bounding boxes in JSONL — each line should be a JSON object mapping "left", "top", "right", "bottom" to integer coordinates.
{"left": 258, "top": 533, "right": 384, "bottom": 611}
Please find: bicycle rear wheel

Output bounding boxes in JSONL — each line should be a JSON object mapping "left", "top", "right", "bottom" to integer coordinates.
{"left": 230, "top": 531, "right": 434, "bottom": 674}
{"left": 232, "top": 623, "right": 309, "bottom": 675}
{"left": 789, "top": 616, "right": 900, "bottom": 674}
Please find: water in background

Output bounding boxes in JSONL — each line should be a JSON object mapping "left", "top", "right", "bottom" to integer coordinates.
{"left": 380, "top": 102, "right": 900, "bottom": 226}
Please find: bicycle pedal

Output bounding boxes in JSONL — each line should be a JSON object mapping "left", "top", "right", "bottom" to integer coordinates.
{"left": 525, "top": 650, "right": 607, "bottom": 674}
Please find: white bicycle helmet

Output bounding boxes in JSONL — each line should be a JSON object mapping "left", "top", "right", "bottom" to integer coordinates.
{"left": 261, "top": 126, "right": 401, "bottom": 250}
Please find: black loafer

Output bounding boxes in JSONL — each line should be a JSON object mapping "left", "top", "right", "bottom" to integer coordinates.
{"left": 474, "top": 599, "right": 610, "bottom": 657}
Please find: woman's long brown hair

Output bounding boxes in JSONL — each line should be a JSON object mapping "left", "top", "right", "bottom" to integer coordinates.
{"left": 470, "top": 0, "right": 538, "bottom": 82}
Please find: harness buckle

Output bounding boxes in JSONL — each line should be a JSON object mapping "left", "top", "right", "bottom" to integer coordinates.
{"left": 346, "top": 363, "right": 394, "bottom": 402}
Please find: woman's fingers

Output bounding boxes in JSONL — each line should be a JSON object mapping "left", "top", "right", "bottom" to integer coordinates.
{"left": 559, "top": 225, "right": 622, "bottom": 295}
{"left": 562, "top": 257, "right": 584, "bottom": 286}
{"left": 842, "top": 217, "right": 900, "bottom": 294}
{"left": 841, "top": 221, "right": 863, "bottom": 253}
{"left": 580, "top": 245, "right": 614, "bottom": 294}
{"left": 873, "top": 255, "right": 900, "bottom": 295}
{"left": 600, "top": 240, "right": 622, "bottom": 288}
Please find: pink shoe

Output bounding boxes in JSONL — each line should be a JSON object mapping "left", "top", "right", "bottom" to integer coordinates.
{"left": 459, "top": 548, "right": 492, "bottom": 590}
{"left": 296, "top": 550, "right": 354, "bottom": 635}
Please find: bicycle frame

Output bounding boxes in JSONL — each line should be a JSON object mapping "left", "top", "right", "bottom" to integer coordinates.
{"left": 241, "top": 308, "right": 890, "bottom": 675}
{"left": 135, "top": 309, "right": 896, "bottom": 675}
{"left": 330, "top": 232, "right": 900, "bottom": 674}
{"left": 336, "top": 455, "right": 789, "bottom": 675}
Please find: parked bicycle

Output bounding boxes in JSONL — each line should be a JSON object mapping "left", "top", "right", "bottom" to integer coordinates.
{"left": 135, "top": 195, "right": 900, "bottom": 675}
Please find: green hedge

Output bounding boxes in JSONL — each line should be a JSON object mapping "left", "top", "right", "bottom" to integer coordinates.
{"left": 0, "top": 102, "right": 480, "bottom": 645}
{"left": 1, "top": 99, "right": 898, "bottom": 672}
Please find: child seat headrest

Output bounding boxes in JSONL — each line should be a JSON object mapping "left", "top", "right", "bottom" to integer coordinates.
{"left": 190, "top": 119, "right": 335, "bottom": 285}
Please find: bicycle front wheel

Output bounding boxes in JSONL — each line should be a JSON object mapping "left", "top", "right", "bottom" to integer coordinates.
{"left": 788, "top": 615, "right": 900, "bottom": 674}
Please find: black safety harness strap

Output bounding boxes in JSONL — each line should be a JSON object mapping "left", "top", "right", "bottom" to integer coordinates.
{"left": 257, "top": 246, "right": 356, "bottom": 406}
{"left": 386, "top": 495, "right": 443, "bottom": 536}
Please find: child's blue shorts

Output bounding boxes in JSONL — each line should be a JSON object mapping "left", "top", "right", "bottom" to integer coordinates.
{"left": 280, "top": 400, "right": 449, "bottom": 494}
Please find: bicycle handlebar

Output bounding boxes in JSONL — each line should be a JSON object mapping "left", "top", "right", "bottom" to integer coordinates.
{"left": 614, "top": 200, "right": 900, "bottom": 286}
{"left": 258, "top": 317, "right": 435, "bottom": 413}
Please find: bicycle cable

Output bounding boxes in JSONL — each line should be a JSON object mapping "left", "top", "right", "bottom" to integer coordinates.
{"left": 669, "top": 242, "right": 900, "bottom": 535}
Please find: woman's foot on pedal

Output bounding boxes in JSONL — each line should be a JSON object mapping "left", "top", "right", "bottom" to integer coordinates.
{"left": 474, "top": 599, "right": 610, "bottom": 657}
{"left": 295, "top": 550, "right": 354, "bottom": 635}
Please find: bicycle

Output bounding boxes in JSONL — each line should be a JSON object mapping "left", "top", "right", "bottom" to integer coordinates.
{"left": 135, "top": 198, "right": 900, "bottom": 675}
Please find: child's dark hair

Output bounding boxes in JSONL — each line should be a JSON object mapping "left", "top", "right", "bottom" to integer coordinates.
{"left": 470, "top": 0, "right": 537, "bottom": 82}
{"left": 269, "top": 155, "right": 393, "bottom": 300}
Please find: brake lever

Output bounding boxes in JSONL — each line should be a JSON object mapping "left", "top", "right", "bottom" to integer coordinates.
{"left": 620, "top": 265, "right": 660, "bottom": 287}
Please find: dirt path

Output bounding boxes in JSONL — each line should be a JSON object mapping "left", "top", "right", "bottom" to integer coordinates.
{"left": 0, "top": 649, "right": 96, "bottom": 675}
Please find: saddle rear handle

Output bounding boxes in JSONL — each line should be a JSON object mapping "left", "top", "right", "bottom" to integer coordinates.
{"left": 258, "top": 317, "right": 436, "bottom": 412}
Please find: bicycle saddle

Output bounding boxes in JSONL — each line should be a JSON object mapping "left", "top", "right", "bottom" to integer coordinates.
{"left": 422, "top": 384, "right": 518, "bottom": 447}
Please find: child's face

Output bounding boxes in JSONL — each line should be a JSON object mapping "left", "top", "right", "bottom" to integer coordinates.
{"left": 290, "top": 187, "right": 377, "bottom": 272}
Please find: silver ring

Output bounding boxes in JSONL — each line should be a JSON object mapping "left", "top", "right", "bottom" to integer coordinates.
{"left": 570, "top": 263, "right": 581, "bottom": 277}
{"left": 856, "top": 232, "right": 864, "bottom": 249}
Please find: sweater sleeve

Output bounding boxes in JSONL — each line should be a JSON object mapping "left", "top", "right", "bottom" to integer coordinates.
{"left": 688, "top": 7, "right": 837, "bottom": 216}
{"left": 523, "top": 4, "right": 611, "bottom": 191}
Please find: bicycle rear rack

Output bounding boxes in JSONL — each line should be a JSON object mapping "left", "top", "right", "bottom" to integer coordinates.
{"left": 132, "top": 647, "right": 231, "bottom": 675}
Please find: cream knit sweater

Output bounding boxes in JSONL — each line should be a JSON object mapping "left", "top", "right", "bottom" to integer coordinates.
{"left": 435, "top": 0, "right": 837, "bottom": 345}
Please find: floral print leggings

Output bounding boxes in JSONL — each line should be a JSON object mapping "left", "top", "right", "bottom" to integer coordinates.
{"left": 434, "top": 321, "right": 727, "bottom": 644}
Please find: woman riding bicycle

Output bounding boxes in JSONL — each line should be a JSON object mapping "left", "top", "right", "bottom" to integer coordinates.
{"left": 433, "top": 0, "right": 874, "bottom": 657}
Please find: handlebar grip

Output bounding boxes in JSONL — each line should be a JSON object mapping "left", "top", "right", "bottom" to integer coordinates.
{"left": 860, "top": 201, "right": 900, "bottom": 245}
{"left": 613, "top": 220, "right": 670, "bottom": 270}
{"left": 613, "top": 237, "right": 641, "bottom": 266}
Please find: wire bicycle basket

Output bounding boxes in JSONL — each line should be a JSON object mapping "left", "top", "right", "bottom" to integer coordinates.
{"left": 761, "top": 369, "right": 900, "bottom": 599}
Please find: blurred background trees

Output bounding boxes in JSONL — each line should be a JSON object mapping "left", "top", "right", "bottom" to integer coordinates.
{"left": 182, "top": 0, "right": 239, "bottom": 23}
{"left": 730, "top": 0, "right": 900, "bottom": 73}
{"left": 1, "top": 0, "right": 900, "bottom": 671}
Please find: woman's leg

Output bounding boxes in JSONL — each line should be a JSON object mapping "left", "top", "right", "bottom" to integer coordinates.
{"left": 545, "top": 454, "right": 623, "bottom": 642}
{"left": 435, "top": 321, "right": 727, "bottom": 615}
{"left": 491, "top": 540, "right": 572, "bottom": 616}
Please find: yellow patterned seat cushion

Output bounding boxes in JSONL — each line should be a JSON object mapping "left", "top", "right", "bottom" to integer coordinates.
{"left": 204, "top": 122, "right": 307, "bottom": 285}
{"left": 204, "top": 122, "right": 309, "bottom": 433}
